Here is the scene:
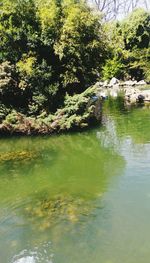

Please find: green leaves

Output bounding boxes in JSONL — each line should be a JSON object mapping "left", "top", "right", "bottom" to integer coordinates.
{"left": 122, "top": 9, "right": 150, "bottom": 50}
{"left": 54, "top": 1, "right": 106, "bottom": 89}
{"left": 102, "top": 57, "right": 124, "bottom": 80}
{"left": 103, "top": 8, "right": 150, "bottom": 81}
{"left": 0, "top": 0, "right": 106, "bottom": 118}
{"left": 0, "top": 0, "right": 39, "bottom": 62}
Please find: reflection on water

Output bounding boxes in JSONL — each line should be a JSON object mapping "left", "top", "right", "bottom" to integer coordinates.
{"left": 0, "top": 105, "right": 150, "bottom": 263}
{"left": 12, "top": 241, "right": 53, "bottom": 263}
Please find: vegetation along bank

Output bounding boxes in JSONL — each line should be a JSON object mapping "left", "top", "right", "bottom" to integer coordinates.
{"left": 0, "top": 0, "right": 150, "bottom": 135}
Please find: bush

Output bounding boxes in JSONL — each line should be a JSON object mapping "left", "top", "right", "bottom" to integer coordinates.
{"left": 102, "top": 57, "right": 124, "bottom": 80}
{"left": 51, "top": 86, "right": 101, "bottom": 131}
{"left": 4, "top": 110, "right": 19, "bottom": 125}
{"left": 0, "top": 104, "right": 11, "bottom": 122}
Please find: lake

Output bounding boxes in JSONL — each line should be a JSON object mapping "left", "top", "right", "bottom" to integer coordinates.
{"left": 0, "top": 103, "right": 150, "bottom": 263}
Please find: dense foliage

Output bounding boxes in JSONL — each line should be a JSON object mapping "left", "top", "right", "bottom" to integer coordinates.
{"left": 0, "top": 86, "right": 101, "bottom": 135}
{"left": 0, "top": 0, "right": 149, "bottom": 133}
{"left": 102, "top": 9, "right": 150, "bottom": 81}
{"left": 0, "top": 0, "right": 106, "bottom": 119}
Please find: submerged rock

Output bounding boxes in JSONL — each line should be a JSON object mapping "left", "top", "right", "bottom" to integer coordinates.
{"left": 0, "top": 150, "right": 38, "bottom": 162}
{"left": 24, "top": 194, "right": 96, "bottom": 230}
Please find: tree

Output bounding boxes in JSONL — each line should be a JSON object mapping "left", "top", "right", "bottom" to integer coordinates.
{"left": 102, "top": 8, "right": 150, "bottom": 80}
{"left": 0, "top": 0, "right": 107, "bottom": 117}
{"left": 54, "top": 1, "right": 107, "bottom": 92}
{"left": 89, "top": 0, "right": 149, "bottom": 20}
{"left": 122, "top": 8, "right": 150, "bottom": 50}
{"left": 0, "top": 0, "right": 39, "bottom": 63}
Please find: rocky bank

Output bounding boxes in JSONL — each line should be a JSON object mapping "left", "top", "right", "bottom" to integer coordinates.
{"left": 94, "top": 78, "right": 150, "bottom": 104}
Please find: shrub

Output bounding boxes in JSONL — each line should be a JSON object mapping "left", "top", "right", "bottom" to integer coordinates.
{"left": 102, "top": 57, "right": 124, "bottom": 80}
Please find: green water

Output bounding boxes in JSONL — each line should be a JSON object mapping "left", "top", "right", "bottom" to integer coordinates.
{"left": 0, "top": 106, "right": 150, "bottom": 263}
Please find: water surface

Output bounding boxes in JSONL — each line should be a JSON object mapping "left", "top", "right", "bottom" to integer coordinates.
{"left": 0, "top": 105, "right": 150, "bottom": 263}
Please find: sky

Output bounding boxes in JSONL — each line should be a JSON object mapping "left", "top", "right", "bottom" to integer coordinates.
{"left": 88, "top": 0, "right": 150, "bottom": 20}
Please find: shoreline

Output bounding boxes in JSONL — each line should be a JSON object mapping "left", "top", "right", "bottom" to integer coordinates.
{"left": 0, "top": 87, "right": 102, "bottom": 136}
{"left": 1, "top": 80, "right": 150, "bottom": 136}
{"left": 95, "top": 78, "right": 150, "bottom": 104}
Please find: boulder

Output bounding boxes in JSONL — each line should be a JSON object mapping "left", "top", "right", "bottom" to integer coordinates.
{"left": 137, "top": 94, "right": 145, "bottom": 103}
{"left": 99, "top": 91, "right": 107, "bottom": 99}
{"left": 124, "top": 80, "right": 137, "bottom": 86}
{"left": 127, "top": 94, "right": 137, "bottom": 104}
{"left": 94, "top": 81, "right": 104, "bottom": 89}
{"left": 141, "top": 90, "right": 150, "bottom": 101}
{"left": 109, "top": 77, "right": 119, "bottom": 86}
{"left": 103, "top": 80, "right": 109, "bottom": 87}
{"left": 110, "top": 90, "right": 118, "bottom": 97}
{"left": 137, "top": 80, "right": 146, "bottom": 85}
